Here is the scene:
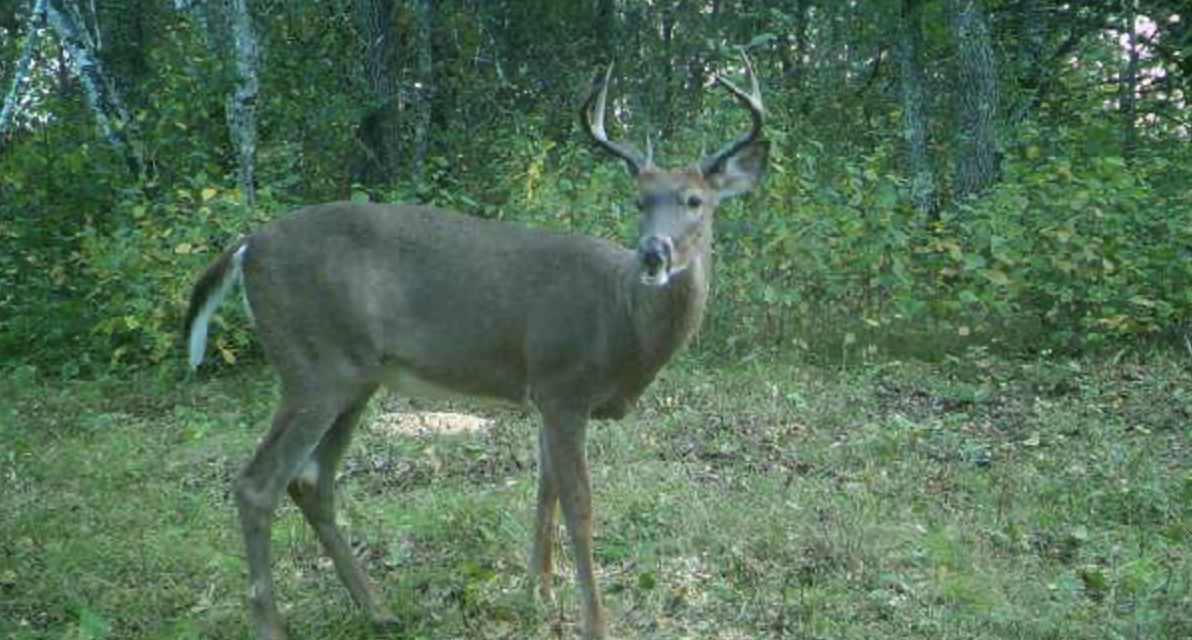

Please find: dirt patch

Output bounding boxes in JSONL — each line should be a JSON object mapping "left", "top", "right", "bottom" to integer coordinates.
{"left": 371, "top": 410, "right": 494, "bottom": 437}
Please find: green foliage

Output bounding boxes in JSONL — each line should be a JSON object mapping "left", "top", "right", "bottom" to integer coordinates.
{"left": 6, "top": 100, "right": 1191, "bottom": 373}
{"left": 699, "top": 118, "right": 1192, "bottom": 358}
{"left": 77, "top": 181, "right": 280, "bottom": 368}
{"left": 5, "top": 1, "right": 1192, "bottom": 372}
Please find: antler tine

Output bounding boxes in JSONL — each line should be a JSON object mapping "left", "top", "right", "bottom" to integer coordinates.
{"left": 698, "top": 51, "right": 766, "bottom": 175}
{"left": 581, "top": 64, "right": 649, "bottom": 175}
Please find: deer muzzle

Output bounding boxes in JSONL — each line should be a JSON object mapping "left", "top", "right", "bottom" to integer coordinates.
{"left": 638, "top": 236, "right": 674, "bottom": 286}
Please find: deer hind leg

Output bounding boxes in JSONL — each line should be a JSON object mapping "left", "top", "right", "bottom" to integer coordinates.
{"left": 286, "top": 388, "right": 399, "bottom": 633}
{"left": 236, "top": 390, "right": 357, "bottom": 640}
{"left": 529, "top": 425, "right": 560, "bottom": 607}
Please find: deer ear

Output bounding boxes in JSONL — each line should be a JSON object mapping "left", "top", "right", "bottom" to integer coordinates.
{"left": 705, "top": 140, "right": 769, "bottom": 200}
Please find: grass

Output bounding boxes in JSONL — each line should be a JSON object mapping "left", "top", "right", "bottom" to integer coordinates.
{"left": 2, "top": 352, "right": 1191, "bottom": 639}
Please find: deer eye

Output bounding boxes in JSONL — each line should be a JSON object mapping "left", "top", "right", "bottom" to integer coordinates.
{"left": 686, "top": 195, "right": 703, "bottom": 209}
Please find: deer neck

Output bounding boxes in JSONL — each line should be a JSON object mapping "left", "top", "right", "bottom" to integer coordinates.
{"left": 620, "top": 219, "right": 713, "bottom": 374}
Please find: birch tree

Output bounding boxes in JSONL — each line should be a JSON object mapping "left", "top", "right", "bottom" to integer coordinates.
{"left": 45, "top": 0, "right": 144, "bottom": 175}
{"left": 0, "top": 0, "right": 48, "bottom": 154}
{"left": 175, "top": 0, "right": 260, "bottom": 206}
{"left": 226, "top": 0, "right": 259, "bottom": 206}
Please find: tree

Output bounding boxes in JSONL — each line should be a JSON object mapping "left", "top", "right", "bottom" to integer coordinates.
{"left": 946, "top": 0, "right": 999, "bottom": 199}
{"left": 45, "top": 0, "right": 143, "bottom": 175}
{"left": 896, "top": 0, "right": 937, "bottom": 215}
{"left": 412, "top": 0, "right": 432, "bottom": 187}
{"left": 226, "top": 0, "right": 259, "bottom": 206}
{"left": 355, "top": 0, "right": 401, "bottom": 185}
{"left": 172, "top": 0, "right": 259, "bottom": 205}
{"left": 1120, "top": 1, "right": 1139, "bottom": 162}
{"left": 0, "top": 0, "right": 48, "bottom": 154}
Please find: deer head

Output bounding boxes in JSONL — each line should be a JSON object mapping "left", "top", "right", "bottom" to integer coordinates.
{"left": 581, "top": 52, "right": 769, "bottom": 287}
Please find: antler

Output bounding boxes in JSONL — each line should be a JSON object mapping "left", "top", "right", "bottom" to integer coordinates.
{"left": 698, "top": 51, "right": 766, "bottom": 175}
{"left": 581, "top": 64, "right": 650, "bottom": 175}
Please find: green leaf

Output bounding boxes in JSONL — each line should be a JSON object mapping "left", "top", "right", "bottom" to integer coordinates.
{"left": 985, "top": 269, "right": 1010, "bottom": 287}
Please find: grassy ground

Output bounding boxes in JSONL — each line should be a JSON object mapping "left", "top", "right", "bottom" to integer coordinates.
{"left": 2, "top": 353, "right": 1191, "bottom": 640}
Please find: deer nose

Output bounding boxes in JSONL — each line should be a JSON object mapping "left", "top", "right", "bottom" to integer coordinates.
{"left": 639, "top": 236, "right": 673, "bottom": 273}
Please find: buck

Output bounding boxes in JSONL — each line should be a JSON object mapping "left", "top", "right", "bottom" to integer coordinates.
{"left": 184, "top": 54, "right": 767, "bottom": 640}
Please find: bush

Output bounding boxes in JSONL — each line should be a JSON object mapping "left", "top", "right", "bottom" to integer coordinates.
{"left": 1, "top": 173, "right": 282, "bottom": 374}
{"left": 4, "top": 98, "right": 1191, "bottom": 374}
{"left": 702, "top": 139, "right": 1192, "bottom": 359}
{"left": 78, "top": 180, "right": 283, "bottom": 369}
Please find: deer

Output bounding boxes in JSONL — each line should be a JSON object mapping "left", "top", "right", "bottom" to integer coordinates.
{"left": 183, "top": 53, "right": 767, "bottom": 640}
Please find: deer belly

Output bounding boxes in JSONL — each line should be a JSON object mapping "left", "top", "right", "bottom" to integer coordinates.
{"left": 380, "top": 365, "right": 529, "bottom": 408}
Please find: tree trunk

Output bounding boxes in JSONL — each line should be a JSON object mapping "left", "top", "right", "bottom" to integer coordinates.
{"left": 45, "top": 0, "right": 143, "bottom": 175}
{"left": 1121, "top": 2, "right": 1139, "bottom": 163}
{"left": 0, "top": 0, "right": 49, "bottom": 154}
{"left": 355, "top": 0, "right": 401, "bottom": 185}
{"left": 896, "top": 0, "right": 937, "bottom": 216}
{"left": 412, "top": 0, "right": 433, "bottom": 187}
{"left": 946, "top": 0, "right": 999, "bottom": 199}
{"left": 226, "top": 0, "right": 259, "bottom": 206}
{"left": 172, "top": 0, "right": 258, "bottom": 204}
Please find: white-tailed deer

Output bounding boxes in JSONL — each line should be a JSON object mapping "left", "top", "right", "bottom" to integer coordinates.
{"left": 184, "top": 54, "right": 766, "bottom": 640}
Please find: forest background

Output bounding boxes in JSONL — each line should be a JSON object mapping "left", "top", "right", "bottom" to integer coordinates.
{"left": 2, "top": 0, "right": 1190, "bottom": 372}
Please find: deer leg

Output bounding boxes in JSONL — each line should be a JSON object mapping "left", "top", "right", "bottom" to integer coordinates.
{"left": 236, "top": 393, "right": 351, "bottom": 640}
{"left": 541, "top": 405, "right": 608, "bottom": 640}
{"left": 529, "top": 425, "right": 560, "bottom": 607}
{"left": 286, "top": 391, "right": 399, "bottom": 633}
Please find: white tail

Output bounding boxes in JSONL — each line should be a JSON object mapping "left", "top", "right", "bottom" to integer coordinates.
{"left": 185, "top": 244, "right": 247, "bottom": 370}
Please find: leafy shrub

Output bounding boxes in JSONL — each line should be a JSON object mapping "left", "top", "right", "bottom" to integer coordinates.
{"left": 4, "top": 78, "right": 1191, "bottom": 373}
{"left": 77, "top": 180, "right": 282, "bottom": 369}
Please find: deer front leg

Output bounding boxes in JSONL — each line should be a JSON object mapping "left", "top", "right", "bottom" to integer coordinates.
{"left": 529, "top": 426, "right": 560, "bottom": 607}
{"left": 540, "top": 404, "right": 608, "bottom": 640}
